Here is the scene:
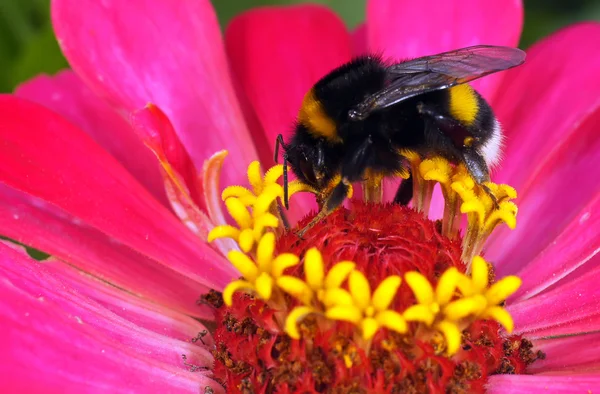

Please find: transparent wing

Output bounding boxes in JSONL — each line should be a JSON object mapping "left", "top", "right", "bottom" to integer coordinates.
{"left": 349, "top": 46, "right": 525, "bottom": 120}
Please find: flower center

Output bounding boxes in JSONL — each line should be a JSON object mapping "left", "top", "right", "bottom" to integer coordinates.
{"left": 202, "top": 159, "right": 543, "bottom": 393}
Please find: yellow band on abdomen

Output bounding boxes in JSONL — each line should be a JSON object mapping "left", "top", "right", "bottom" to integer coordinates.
{"left": 448, "top": 85, "right": 479, "bottom": 126}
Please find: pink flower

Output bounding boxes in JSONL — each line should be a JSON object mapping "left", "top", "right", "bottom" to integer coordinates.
{"left": 0, "top": 0, "right": 599, "bottom": 392}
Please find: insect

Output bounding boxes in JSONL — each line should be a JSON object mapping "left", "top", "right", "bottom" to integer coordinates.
{"left": 275, "top": 45, "right": 526, "bottom": 236}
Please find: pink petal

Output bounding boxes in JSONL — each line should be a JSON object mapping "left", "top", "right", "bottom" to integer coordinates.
{"left": 131, "top": 104, "right": 204, "bottom": 209}
{"left": 224, "top": 5, "right": 351, "bottom": 222}
{"left": 351, "top": 23, "right": 368, "bottom": 56}
{"left": 510, "top": 193, "right": 600, "bottom": 301}
{"left": 225, "top": 4, "right": 352, "bottom": 158}
{"left": 130, "top": 105, "right": 222, "bottom": 245}
{"left": 0, "top": 184, "right": 211, "bottom": 319}
{"left": 202, "top": 150, "right": 240, "bottom": 254}
{"left": 529, "top": 333, "right": 600, "bottom": 374}
{"left": 492, "top": 22, "right": 600, "bottom": 190}
{"left": 542, "top": 253, "right": 600, "bottom": 297}
{"left": 41, "top": 255, "right": 214, "bottom": 346}
{"left": 202, "top": 151, "right": 229, "bottom": 227}
{"left": 0, "top": 95, "right": 236, "bottom": 290}
{"left": 15, "top": 70, "right": 168, "bottom": 206}
{"left": 51, "top": 0, "right": 258, "bottom": 187}
{"left": 487, "top": 106, "right": 600, "bottom": 277}
{"left": 0, "top": 242, "right": 223, "bottom": 393}
{"left": 487, "top": 374, "right": 600, "bottom": 394}
{"left": 508, "top": 265, "right": 600, "bottom": 338}
{"left": 366, "top": 0, "right": 523, "bottom": 99}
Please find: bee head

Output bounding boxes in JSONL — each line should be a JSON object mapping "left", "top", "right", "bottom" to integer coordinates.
{"left": 285, "top": 145, "right": 325, "bottom": 190}
{"left": 286, "top": 125, "right": 340, "bottom": 192}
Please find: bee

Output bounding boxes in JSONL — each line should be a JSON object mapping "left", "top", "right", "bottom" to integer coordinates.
{"left": 275, "top": 45, "right": 526, "bottom": 235}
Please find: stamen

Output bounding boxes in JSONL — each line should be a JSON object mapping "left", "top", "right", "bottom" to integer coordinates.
{"left": 399, "top": 149, "right": 428, "bottom": 212}
{"left": 216, "top": 161, "right": 319, "bottom": 241}
{"left": 285, "top": 306, "right": 316, "bottom": 339}
{"left": 401, "top": 153, "right": 518, "bottom": 269}
{"left": 456, "top": 256, "right": 522, "bottom": 332}
{"left": 403, "top": 269, "right": 460, "bottom": 326}
{"left": 208, "top": 193, "right": 280, "bottom": 252}
{"left": 419, "top": 157, "right": 461, "bottom": 237}
{"left": 221, "top": 232, "right": 299, "bottom": 306}
{"left": 247, "top": 161, "right": 263, "bottom": 193}
{"left": 221, "top": 185, "right": 257, "bottom": 206}
{"left": 325, "top": 271, "right": 407, "bottom": 340}
{"left": 362, "top": 170, "right": 385, "bottom": 203}
{"left": 222, "top": 160, "right": 317, "bottom": 207}
{"left": 278, "top": 248, "right": 355, "bottom": 307}
{"left": 402, "top": 257, "right": 521, "bottom": 355}
{"left": 452, "top": 178, "right": 518, "bottom": 268}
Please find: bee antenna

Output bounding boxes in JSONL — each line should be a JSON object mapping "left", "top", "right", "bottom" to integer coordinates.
{"left": 282, "top": 155, "right": 289, "bottom": 209}
{"left": 277, "top": 200, "right": 291, "bottom": 230}
{"left": 274, "top": 134, "right": 286, "bottom": 163}
{"left": 274, "top": 134, "right": 290, "bottom": 209}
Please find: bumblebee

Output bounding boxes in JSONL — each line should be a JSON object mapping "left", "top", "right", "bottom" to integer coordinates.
{"left": 275, "top": 45, "right": 525, "bottom": 234}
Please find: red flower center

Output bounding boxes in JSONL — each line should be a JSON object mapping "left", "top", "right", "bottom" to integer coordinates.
{"left": 204, "top": 202, "right": 543, "bottom": 393}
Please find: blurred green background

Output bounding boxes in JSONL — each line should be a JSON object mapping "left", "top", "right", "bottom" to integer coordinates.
{"left": 0, "top": 0, "right": 599, "bottom": 93}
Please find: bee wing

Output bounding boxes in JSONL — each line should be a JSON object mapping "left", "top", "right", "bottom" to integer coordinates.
{"left": 349, "top": 46, "right": 525, "bottom": 120}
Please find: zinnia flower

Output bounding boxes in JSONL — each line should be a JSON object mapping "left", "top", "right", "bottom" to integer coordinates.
{"left": 0, "top": 0, "right": 599, "bottom": 392}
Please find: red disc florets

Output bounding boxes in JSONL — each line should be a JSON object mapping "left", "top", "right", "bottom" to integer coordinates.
{"left": 204, "top": 202, "right": 542, "bottom": 393}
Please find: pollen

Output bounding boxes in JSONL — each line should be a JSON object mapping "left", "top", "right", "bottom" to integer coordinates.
{"left": 222, "top": 232, "right": 299, "bottom": 306}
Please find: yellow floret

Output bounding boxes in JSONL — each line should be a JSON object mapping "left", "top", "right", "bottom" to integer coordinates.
{"left": 221, "top": 160, "right": 315, "bottom": 209}
{"left": 278, "top": 249, "right": 356, "bottom": 308}
{"left": 456, "top": 256, "right": 522, "bottom": 332}
{"left": 222, "top": 233, "right": 299, "bottom": 305}
{"left": 403, "top": 259, "right": 521, "bottom": 355}
{"left": 208, "top": 192, "right": 280, "bottom": 252}
{"left": 325, "top": 271, "right": 407, "bottom": 340}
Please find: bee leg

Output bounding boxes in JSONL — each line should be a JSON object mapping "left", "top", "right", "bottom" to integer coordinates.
{"left": 394, "top": 176, "right": 414, "bottom": 205}
{"left": 296, "top": 179, "right": 350, "bottom": 238}
{"left": 461, "top": 148, "right": 498, "bottom": 208}
{"left": 343, "top": 134, "right": 381, "bottom": 202}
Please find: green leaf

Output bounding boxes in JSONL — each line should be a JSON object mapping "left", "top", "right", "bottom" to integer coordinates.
{"left": 0, "top": 0, "right": 66, "bottom": 92}
{"left": 9, "top": 22, "right": 68, "bottom": 88}
{"left": 212, "top": 0, "right": 366, "bottom": 29}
